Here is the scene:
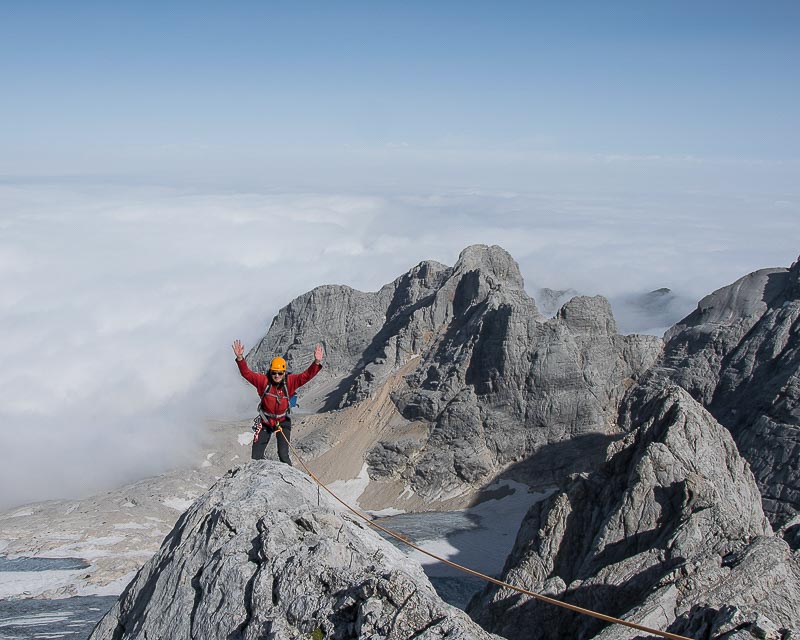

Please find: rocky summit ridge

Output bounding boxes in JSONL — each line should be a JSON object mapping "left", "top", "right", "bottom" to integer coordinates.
{"left": 89, "top": 461, "right": 500, "bottom": 640}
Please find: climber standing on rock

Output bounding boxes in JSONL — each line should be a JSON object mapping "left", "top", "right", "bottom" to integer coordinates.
{"left": 232, "top": 340, "right": 324, "bottom": 465}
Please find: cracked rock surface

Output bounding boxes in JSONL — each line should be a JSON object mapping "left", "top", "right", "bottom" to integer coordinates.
{"left": 248, "top": 245, "right": 661, "bottom": 501}
{"left": 467, "top": 377, "right": 800, "bottom": 640}
{"left": 89, "top": 461, "right": 500, "bottom": 640}
{"left": 663, "top": 255, "right": 800, "bottom": 528}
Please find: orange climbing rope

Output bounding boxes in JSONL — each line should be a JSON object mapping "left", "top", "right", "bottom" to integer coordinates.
{"left": 274, "top": 427, "right": 692, "bottom": 640}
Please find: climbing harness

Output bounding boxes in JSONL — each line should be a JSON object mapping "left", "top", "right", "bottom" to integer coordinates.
{"left": 273, "top": 426, "right": 693, "bottom": 640}
{"left": 253, "top": 380, "right": 292, "bottom": 443}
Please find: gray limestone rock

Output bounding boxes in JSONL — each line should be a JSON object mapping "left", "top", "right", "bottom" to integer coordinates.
{"left": 89, "top": 461, "right": 500, "bottom": 640}
{"left": 663, "top": 256, "right": 800, "bottom": 527}
{"left": 247, "top": 245, "right": 663, "bottom": 501}
{"left": 467, "top": 377, "right": 800, "bottom": 640}
{"left": 393, "top": 286, "right": 661, "bottom": 500}
{"left": 248, "top": 260, "right": 452, "bottom": 410}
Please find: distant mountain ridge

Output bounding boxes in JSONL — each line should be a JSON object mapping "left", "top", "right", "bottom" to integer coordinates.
{"left": 248, "top": 245, "right": 662, "bottom": 503}
{"left": 249, "top": 245, "right": 800, "bottom": 527}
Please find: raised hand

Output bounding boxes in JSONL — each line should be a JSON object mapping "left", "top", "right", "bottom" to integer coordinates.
{"left": 232, "top": 340, "right": 245, "bottom": 360}
{"left": 314, "top": 343, "right": 324, "bottom": 363}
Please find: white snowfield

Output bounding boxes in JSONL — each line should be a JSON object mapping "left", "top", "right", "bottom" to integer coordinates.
{"left": 162, "top": 497, "right": 197, "bottom": 512}
{"left": 0, "top": 569, "right": 86, "bottom": 599}
{"left": 384, "top": 480, "right": 554, "bottom": 578}
{"left": 0, "top": 567, "right": 140, "bottom": 600}
{"left": 327, "top": 462, "right": 372, "bottom": 507}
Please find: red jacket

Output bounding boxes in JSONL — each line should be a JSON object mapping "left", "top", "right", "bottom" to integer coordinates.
{"left": 237, "top": 358, "right": 321, "bottom": 423}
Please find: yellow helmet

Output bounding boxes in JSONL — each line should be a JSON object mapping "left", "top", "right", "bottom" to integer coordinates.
{"left": 269, "top": 357, "right": 287, "bottom": 372}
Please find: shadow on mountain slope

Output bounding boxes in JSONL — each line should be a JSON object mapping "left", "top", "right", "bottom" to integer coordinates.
{"left": 476, "top": 432, "right": 621, "bottom": 498}
{"left": 318, "top": 292, "right": 438, "bottom": 412}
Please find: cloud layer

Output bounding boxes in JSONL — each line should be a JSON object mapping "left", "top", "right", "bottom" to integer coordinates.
{"left": 0, "top": 182, "right": 797, "bottom": 509}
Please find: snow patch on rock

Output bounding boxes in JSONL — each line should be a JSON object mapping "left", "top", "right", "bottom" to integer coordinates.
{"left": 327, "top": 462, "right": 371, "bottom": 508}
{"left": 112, "top": 522, "right": 148, "bottom": 531}
{"left": 162, "top": 497, "right": 195, "bottom": 511}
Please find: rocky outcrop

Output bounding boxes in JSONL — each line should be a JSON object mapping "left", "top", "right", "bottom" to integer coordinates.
{"left": 468, "top": 377, "right": 800, "bottom": 640}
{"left": 539, "top": 287, "right": 690, "bottom": 335}
{"left": 250, "top": 259, "right": 452, "bottom": 386}
{"left": 393, "top": 291, "right": 661, "bottom": 501}
{"left": 90, "top": 461, "right": 500, "bottom": 640}
{"left": 247, "top": 245, "right": 662, "bottom": 502}
{"left": 663, "top": 256, "right": 800, "bottom": 527}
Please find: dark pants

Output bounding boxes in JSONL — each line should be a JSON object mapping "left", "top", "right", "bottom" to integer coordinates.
{"left": 251, "top": 422, "right": 292, "bottom": 465}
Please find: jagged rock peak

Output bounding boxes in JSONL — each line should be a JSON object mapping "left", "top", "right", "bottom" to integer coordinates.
{"left": 468, "top": 376, "right": 796, "bottom": 640}
{"left": 247, "top": 243, "right": 662, "bottom": 503}
{"left": 406, "top": 258, "right": 451, "bottom": 280}
{"left": 90, "top": 462, "right": 500, "bottom": 640}
{"left": 662, "top": 254, "right": 800, "bottom": 528}
{"left": 557, "top": 295, "right": 617, "bottom": 335}
{"left": 536, "top": 287, "right": 579, "bottom": 317}
{"left": 788, "top": 252, "right": 800, "bottom": 297}
{"left": 452, "top": 244, "right": 525, "bottom": 290}
{"left": 665, "top": 267, "right": 788, "bottom": 335}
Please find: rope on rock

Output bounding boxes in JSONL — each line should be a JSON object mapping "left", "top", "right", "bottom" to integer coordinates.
{"left": 274, "top": 426, "right": 692, "bottom": 640}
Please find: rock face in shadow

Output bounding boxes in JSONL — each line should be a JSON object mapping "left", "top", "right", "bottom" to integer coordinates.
{"left": 247, "top": 245, "right": 662, "bottom": 501}
{"left": 468, "top": 377, "right": 800, "bottom": 640}
{"left": 89, "top": 462, "right": 500, "bottom": 640}
{"left": 663, "top": 256, "right": 800, "bottom": 527}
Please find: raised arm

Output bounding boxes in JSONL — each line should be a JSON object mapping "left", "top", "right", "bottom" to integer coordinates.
{"left": 287, "top": 344, "right": 325, "bottom": 393}
{"left": 232, "top": 339, "right": 264, "bottom": 389}
{"left": 233, "top": 339, "right": 245, "bottom": 361}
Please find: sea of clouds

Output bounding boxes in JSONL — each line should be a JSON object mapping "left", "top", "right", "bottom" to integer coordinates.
{"left": 1, "top": 181, "right": 797, "bottom": 509}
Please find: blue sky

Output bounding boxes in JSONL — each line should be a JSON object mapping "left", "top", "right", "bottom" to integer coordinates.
{"left": 2, "top": 2, "right": 798, "bottom": 185}
{"left": 1, "top": 2, "right": 798, "bottom": 508}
